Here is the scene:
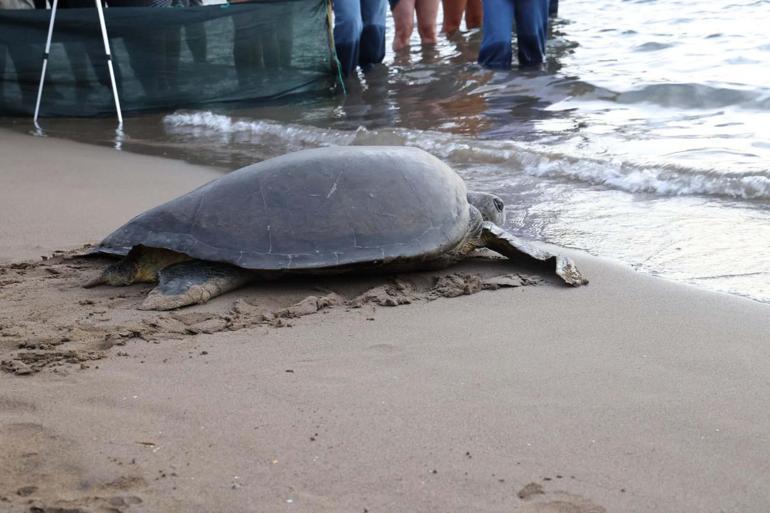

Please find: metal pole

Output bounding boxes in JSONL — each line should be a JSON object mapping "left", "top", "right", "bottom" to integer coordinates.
{"left": 32, "top": 0, "right": 59, "bottom": 128}
{"left": 94, "top": 0, "right": 123, "bottom": 126}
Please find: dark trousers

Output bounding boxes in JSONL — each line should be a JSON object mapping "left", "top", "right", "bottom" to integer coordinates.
{"left": 57, "top": 0, "right": 121, "bottom": 100}
{"left": 333, "top": 0, "right": 386, "bottom": 76}
{"left": 477, "top": 0, "right": 549, "bottom": 69}
{"left": 0, "top": 43, "right": 41, "bottom": 106}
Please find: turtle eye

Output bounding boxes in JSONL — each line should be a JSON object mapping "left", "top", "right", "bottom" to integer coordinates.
{"left": 493, "top": 198, "right": 504, "bottom": 212}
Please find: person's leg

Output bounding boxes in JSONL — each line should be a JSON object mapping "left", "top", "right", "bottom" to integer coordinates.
{"left": 440, "top": 0, "right": 464, "bottom": 34}
{"left": 465, "top": 0, "right": 482, "bottom": 29}
{"left": 77, "top": 1, "right": 127, "bottom": 95}
{"left": 232, "top": 11, "right": 259, "bottom": 85}
{"left": 359, "top": 0, "right": 386, "bottom": 66}
{"left": 84, "top": 41, "right": 118, "bottom": 89}
{"left": 161, "top": 26, "right": 181, "bottom": 92}
{"left": 128, "top": 34, "right": 162, "bottom": 97}
{"left": 548, "top": 0, "right": 557, "bottom": 17}
{"left": 415, "top": 0, "right": 438, "bottom": 44}
{"left": 58, "top": 0, "right": 95, "bottom": 101}
{"left": 63, "top": 43, "right": 89, "bottom": 86}
{"left": 0, "top": 46, "right": 7, "bottom": 100}
{"left": 179, "top": 0, "right": 206, "bottom": 63}
{"left": 275, "top": 3, "right": 293, "bottom": 67}
{"left": 107, "top": 0, "right": 159, "bottom": 96}
{"left": 477, "top": 0, "right": 513, "bottom": 69}
{"left": 185, "top": 23, "right": 207, "bottom": 64}
{"left": 262, "top": 26, "right": 285, "bottom": 69}
{"left": 6, "top": 43, "right": 40, "bottom": 108}
{"left": 333, "top": 0, "right": 363, "bottom": 76}
{"left": 390, "top": 0, "right": 415, "bottom": 51}
{"left": 513, "top": 0, "right": 548, "bottom": 67}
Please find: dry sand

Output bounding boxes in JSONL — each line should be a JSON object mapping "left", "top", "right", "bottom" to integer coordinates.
{"left": 1, "top": 128, "right": 769, "bottom": 513}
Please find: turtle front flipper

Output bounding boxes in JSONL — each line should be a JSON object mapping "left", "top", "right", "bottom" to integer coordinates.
{"left": 139, "top": 260, "right": 255, "bottom": 311}
{"left": 480, "top": 222, "right": 588, "bottom": 286}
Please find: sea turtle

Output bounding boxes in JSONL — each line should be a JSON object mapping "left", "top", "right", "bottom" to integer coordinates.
{"left": 86, "top": 146, "right": 587, "bottom": 310}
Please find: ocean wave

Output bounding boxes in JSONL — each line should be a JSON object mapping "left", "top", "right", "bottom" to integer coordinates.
{"left": 164, "top": 112, "right": 770, "bottom": 201}
{"left": 521, "top": 156, "right": 770, "bottom": 200}
{"left": 164, "top": 111, "right": 357, "bottom": 147}
{"left": 615, "top": 83, "right": 760, "bottom": 109}
{"left": 566, "top": 81, "right": 770, "bottom": 111}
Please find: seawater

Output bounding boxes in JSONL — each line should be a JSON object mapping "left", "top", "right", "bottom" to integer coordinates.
{"left": 6, "top": 0, "right": 770, "bottom": 302}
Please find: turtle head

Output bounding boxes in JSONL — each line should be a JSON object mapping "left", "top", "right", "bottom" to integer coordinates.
{"left": 467, "top": 191, "right": 505, "bottom": 226}
{"left": 83, "top": 256, "right": 139, "bottom": 288}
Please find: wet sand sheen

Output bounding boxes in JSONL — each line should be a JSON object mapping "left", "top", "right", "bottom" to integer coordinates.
{"left": 1, "top": 129, "right": 769, "bottom": 512}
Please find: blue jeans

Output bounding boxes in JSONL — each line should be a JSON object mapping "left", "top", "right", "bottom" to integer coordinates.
{"left": 477, "top": 0, "right": 549, "bottom": 69}
{"left": 333, "top": 0, "right": 387, "bottom": 76}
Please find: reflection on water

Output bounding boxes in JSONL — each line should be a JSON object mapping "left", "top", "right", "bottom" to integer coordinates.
{"left": 3, "top": 0, "right": 769, "bottom": 301}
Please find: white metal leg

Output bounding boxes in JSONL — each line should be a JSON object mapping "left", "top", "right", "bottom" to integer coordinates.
{"left": 32, "top": 0, "right": 59, "bottom": 127}
{"left": 94, "top": 0, "right": 123, "bottom": 126}
{"left": 33, "top": 0, "right": 123, "bottom": 127}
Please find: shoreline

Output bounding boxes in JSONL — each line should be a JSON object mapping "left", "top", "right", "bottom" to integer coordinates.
{"left": 4, "top": 120, "right": 769, "bottom": 306}
{"left": 0, "top": 128, "right": 224, "bottom": 263}
{"left": 1, "top": 128, "right": 769, "bottom": 512}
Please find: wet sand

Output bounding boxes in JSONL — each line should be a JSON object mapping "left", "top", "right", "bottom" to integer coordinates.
{"left": 1, "top": 128, "right": 769, "bottom": 513}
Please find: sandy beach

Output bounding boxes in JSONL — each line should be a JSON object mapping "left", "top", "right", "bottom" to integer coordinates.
{"left": 1, "top": 128, "right": 769, "bottom": 513}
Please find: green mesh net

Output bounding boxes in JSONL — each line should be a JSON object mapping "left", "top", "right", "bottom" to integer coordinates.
{"left": 0, "top": 0, "right": 340, "bottom": 117}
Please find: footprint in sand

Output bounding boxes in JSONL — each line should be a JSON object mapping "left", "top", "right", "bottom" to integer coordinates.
{"left": 0, "top": 422, "right": 146, "bottom": 513}
{"left": 517, "top": 484, "right": 606, "bottom": 513}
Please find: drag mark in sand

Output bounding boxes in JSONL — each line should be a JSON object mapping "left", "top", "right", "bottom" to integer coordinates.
{"left": 0, "top": 250, "right": 541, "bottom": 376}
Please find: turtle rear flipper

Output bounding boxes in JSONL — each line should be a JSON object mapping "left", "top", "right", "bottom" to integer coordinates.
{"left": 481, "top": 222, "right": 588, "bottom": 287}
{"left": 140, "top": 260, "right": 254, "bottom": 311}
{"left": 84, "top": 245, "right": 190, "bottom": 288}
